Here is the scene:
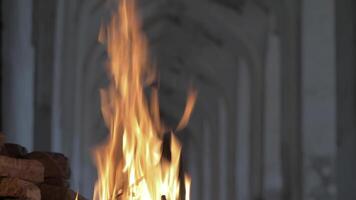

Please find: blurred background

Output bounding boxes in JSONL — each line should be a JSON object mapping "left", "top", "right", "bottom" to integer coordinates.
{"left": 0, "top": 0, "right": 352, "bottom": 199}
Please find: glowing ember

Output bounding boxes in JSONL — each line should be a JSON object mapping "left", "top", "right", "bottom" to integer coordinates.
{"left": 92, "top": 0, "right": 196, "bottom": 199}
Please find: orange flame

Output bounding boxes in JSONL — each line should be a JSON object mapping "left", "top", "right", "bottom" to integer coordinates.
{"left": 93, "top": 0, "right": 195, "bottom": 199}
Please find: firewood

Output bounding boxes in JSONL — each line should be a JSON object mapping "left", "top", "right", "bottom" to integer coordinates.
{"left": 0, "top": 143, "right": 28, "bottom": 158}
{"left": 0, "top": 133, "right": 4, "bottom": 146}
{"left": 0, "top": 177, "right": 41, "bottom": 200}
{"left": 43, "top": 177, "right": 70, "bottom": 188}
{"left": 0, "top": 135, "right": 4, "bottom": 155}
{"left": 26, "top": 152, "right": 70, "bottom": 179}
{"left": 0, "top": 155, "right": 44, "bottom": 183}
{"left": 39, "top": 184, "right": 86, "bottom": 200}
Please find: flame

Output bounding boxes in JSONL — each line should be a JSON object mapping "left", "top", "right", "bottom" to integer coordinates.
{"left": 93, "top": 0, "right": 195, "bottom": 199}
{"left": 184, "top": 175, "right": 191, "bottom": 200}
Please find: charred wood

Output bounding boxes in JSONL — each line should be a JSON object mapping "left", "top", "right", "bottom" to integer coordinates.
{"left": 0, "top": 143, "right": 28, "bottom": 158}
{"left": 39, "top": 184, "right": 86, "bottom": 200}
{"left": 26, "top": 152, "right": 70, "bottom": 179}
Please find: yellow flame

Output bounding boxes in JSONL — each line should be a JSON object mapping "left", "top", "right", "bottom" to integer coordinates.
{"left": 75, "top": 192, "right": 79, "bottom": 200}
{"left": 176, "top": 88, "right": 197, "bottom": 132}
{"left": 184, "top": 175, "right": 191, "bottom": 200}
{"left": 93, "top": 0, "right": 195, "bottom": 199}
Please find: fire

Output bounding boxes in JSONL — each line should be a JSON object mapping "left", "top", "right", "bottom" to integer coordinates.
{"left": 92, "top": 0, "right": 196, "bottom": 199}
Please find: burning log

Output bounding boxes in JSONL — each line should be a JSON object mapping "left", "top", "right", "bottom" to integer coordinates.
{"left": 26, "top": 152, "right": 71, "bottom": 179}
{"left": 0, "top": 155, "right": 44, "bottom": 183}
{"left": 39, "top": 184, "right": 86, "bottom": 200}
{"left": 0, "top": 177, "right": 41, "bottom": 200}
